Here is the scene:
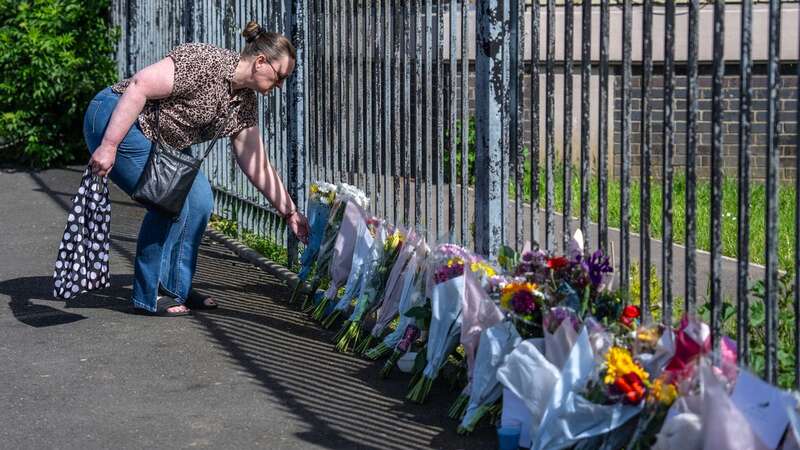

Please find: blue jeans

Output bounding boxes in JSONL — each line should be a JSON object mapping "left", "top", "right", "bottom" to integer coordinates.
{"left": 83, "top": 87, "right": 214, "bottom": 312}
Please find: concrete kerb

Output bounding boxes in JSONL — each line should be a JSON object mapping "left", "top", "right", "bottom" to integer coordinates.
{"left": 204, "top": 228, "right": 311, "bottom": 295}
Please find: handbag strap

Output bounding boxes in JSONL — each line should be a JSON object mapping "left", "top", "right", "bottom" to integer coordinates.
{"left": 152, "top": 102, "right": 235, "bottom": 161}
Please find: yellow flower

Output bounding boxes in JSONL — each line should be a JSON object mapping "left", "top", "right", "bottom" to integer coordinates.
{"left": 499, "top": 282, "right": 537, "bottom": 310}
{"left": 636, "top": 327, "right": 660, "bottom": 346}
{"left": 470, "top": 261, "right": 497, "bottom": 278}
{"left": 386, "top": 231, "right": 403, "bottom": 250}
{"left": 649, "top": 377, "right": 678, "bottom": 405}
{"left": 603, "top": 346, "right": 649, "bottom": 385}
{"left": 447, "top": 257, "right": 464, "bottom": 268}
{"left": 310, "top": 184, "right": 319, "bottom": 195}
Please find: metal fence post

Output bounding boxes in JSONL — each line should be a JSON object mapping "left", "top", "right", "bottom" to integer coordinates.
{"left": 474, "top": 0, "right": 507, "bottom": 258}
{"left": 287, "top": 0, "right": 307, "bottom": 270}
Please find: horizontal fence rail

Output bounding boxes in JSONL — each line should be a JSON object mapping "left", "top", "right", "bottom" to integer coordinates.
{"left": 112, "top": 1, "right": 799, "bottom": 384}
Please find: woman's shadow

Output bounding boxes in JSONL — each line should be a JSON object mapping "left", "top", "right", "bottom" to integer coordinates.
{"left": 0, "top": 274, "right": 134, "bottom": 328}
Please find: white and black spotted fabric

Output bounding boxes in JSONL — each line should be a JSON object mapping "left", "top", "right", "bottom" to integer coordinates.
{"left": 53, "top": 166, "right": 111, "bottom": 300}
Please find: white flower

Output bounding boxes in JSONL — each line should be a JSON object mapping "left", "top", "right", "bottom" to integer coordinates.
{"left": 335, "top": 182, "right": 369, "bottom": 209}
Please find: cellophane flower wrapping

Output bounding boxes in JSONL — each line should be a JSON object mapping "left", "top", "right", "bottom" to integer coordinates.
{"left": 322, "top": 217, "right": 381, "bottom": 327}
{"left": 458, "top": 320, "right": 522, "bottom": 433}
{"left": 406, "top": 244, "right": 469, "bottom": 403}
{"left": 296, "top": 182, "right": 336, "bottom": 281}
{"left": 368, "top": 231, "right": 420, "bottom": 342}
{"left": 310, "top": 201, "right": 364, "bottom": 319}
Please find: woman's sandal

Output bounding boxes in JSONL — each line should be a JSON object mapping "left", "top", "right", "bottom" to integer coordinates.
{"left": 134, "top": 296, "right": 192, "bottom": 317}
{"left": 185, "top": 288, "right": 218, "bottom": 310}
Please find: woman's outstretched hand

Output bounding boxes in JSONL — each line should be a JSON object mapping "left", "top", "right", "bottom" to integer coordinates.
{"left": 287, "top": 211, "right": 310, "bottom": 245}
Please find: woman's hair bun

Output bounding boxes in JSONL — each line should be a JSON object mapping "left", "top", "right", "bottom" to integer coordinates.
{"left": 242, "top": 20, "right": 262, "bottom": 43}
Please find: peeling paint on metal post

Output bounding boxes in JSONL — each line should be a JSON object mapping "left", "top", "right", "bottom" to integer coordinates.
{"left": 475, "top": 0, "right": 507, "bottom": 258}
{"left": 286, "top": 0, "right": 307, "bottom": 270}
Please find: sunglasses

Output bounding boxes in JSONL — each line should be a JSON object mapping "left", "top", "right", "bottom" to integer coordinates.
{"left": 266, "top": 59, "right": 289, "bottom": 85}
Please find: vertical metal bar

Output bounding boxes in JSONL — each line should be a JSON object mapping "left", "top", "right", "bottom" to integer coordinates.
{"left": 685, "top": 0, "right": 699, "bottom": 314}
{"left": 598, "top": 0, "right": 608, "bottom": 254}
{"left": 382, "top": 0, "right": 392, "bottom": 222}
{"left": 474, "top": 0, "right": 506, "bottom": 258}
{"left": 545, "top": 0, "right": 555, "bottom": 252}
{"left": 330, "top": 0, "right": 338, "bottom": 182}
{"left": 286, "top": 0, "right": 306, "bottom": 270}
{"left": 737, "top": 0, "right": 753, "bottom": 367}
{"left": 403, "top": 1, "right": 412, "bottom": 225}
{"left": 436, "top": 0, "right": 445, "bottom": 241}
{"left": 425, "top": 0, "right": 433, "bottom": 239}
{"left": 530, "top": 0, "right": 540, "bottom": 246}
{"left": 501, "top": 0, "right": 511, "bottom": 248}
{"left": 397, "top": 1, "right": 406, "bottom": 226}
{"left": 663, "top": 0, "right": 675, "bottom": 326}
{"left": 710, "top": 0, "right": 725, "bottom": 355}
{"left": 619, "top": 0, "right": 633, "bottom": 297}
{"left": 368, "top": 0, "right": 377, "bottom": 212}
{"left": 513, "top": 0, "right": 524, "bottom": 248}
{"left": 460, "top": 0, "right": 468, "bottom": 246}
{"left": 365, "top": 0, "right": 373, "bottom": 202}
{"left": 415, "top": 0, "right": 423, "bottom": 230}
{"left": 449, "top": 0, "right": 458, "bottom": 242}
{"left": 764, "top": 0, "right": 781, "bottom": 384}
{"left": 640, "top": 0, "right": 653, "bottom": 320}
{"left": 346, "top": 0, "right": 354, "bottom": 183}
{"left": 563, "top": 0, "right": 574, "bottom": 252}
{"left": 579, "top": 0, "right": 591, "bottom": 250}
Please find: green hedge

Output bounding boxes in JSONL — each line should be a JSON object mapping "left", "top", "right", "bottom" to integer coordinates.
{"left": 0, "top": 0, "right": 118, "bottom": 167}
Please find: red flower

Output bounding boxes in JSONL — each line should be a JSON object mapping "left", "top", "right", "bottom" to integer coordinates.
{"left": 620, "top": 305, "right": 640, "bottom": 327}
{"left": 546, "top": 256, "right": 570, "bottom": 270}
{"left": 614, "top": 372, "right": 646, "bottom": 404}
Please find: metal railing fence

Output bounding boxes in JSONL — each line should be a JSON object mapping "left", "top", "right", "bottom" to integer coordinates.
{"left": 111, "top": 0, "right": 799, "bottom": 384}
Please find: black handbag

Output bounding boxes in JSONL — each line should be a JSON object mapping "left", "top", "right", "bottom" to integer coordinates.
{"left": 131, "top": 104, "right": 232, "bottom": 218}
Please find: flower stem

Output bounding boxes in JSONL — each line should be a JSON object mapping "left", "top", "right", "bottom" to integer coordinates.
{"left": 448, "top": 393, "right": 470, "bottom": 420}
{"left": 311, "top": 296, "right": 330, "bottom": 320}
{"left": 406, "top": 376, "right": 433, "bottom": 404}
{"left": 354, "top": 334, "right": 375, "bottom": 355}
{"left": 364, "top": 342, "right": 391, "bottom": 360}
{"left": 380, "top": 350, "right": 402, "bottom": 378}
{"left": 321, "top": 309, "right": 342, "bottom": 329}
{"left": 335, "top": 321, "right": 362, "bottom": 353}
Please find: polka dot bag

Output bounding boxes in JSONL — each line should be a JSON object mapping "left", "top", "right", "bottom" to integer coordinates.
{"left": 53, "top": 166, "right": 111, "bottom": 299}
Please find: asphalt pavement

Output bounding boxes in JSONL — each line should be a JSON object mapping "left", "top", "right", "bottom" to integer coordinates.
{"left": 0, "top": 166, "right": 494, "bottom": 450}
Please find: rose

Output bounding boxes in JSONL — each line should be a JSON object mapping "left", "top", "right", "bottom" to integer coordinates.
{"left": 620, "top": 305, "right": 640, "bottom": 328}
{"left": 546, "top": 256, "right": 570, "bottom": 270}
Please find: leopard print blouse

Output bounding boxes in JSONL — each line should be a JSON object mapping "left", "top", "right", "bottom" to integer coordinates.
{"left": 111, "top": 43, "right": 258, "bottom": 150}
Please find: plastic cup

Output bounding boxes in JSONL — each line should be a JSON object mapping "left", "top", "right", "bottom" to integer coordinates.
{"left": 497, "top": 424, "right": 521, "bottom": 450}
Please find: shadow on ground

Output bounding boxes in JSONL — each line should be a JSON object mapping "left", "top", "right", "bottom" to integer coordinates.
{"left": 19, "top": 167, "right": 495, "bottom": 450}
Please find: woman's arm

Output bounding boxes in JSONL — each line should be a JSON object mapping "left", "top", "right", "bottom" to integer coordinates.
{"left": 231, "top": 125, "right": 310, "bottom": 242}
{"left": 89, "top": 57, "right": 176, "bottom": 177}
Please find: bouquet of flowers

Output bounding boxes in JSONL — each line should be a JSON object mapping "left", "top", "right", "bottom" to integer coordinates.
{"left": 289, "top": 181, "right": 336, "bottom": 302}
{"left": 334, "top": 228, "right": 405, "bottom": 353}
{"left": 307, "top": 201, "right": 365, "bottom": 319}
{"left": 406, "top": 243, "right": 469, "bottom": 404}
{"left": 298, "top": 182, "right": 368, "bottom": 308}
{"left": 449, "top": 261, "right": 504, "bottom": 419}
{"left": 358, "top": 232, "right": 422, "bottom": 355}
{"left": 498, "top": 279, "right": 547, "bottom": 339}
{"left": 320, "top": 217, "right": 382, "bottom": 328}
{"left": 458, "top": 320, "right": 522, "bottom": 433}
{"left": 364, "top": 242, "right": 430, "bottom": 361}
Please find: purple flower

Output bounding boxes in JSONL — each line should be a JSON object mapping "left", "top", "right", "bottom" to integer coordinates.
{"left": 586, "top": 249, "right": 613, "bottom": 287}
{"left": 511, "top": 290, "right": 537, "bottom": 315}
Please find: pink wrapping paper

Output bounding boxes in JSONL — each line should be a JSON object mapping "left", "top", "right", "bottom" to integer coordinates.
{"left": 323, "top": 201, "right": 365, "bottom": 298}
{"left": 665, "top": 316, "right": 737, "bottom": 382}
{"left": 372, "top": 232, "right": 420, "bottom": 335}
{"left": 461, "top": 269, "right": 504, "bottom": 383}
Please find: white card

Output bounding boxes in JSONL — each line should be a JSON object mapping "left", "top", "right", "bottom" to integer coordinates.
{"left": 731, "top": 369, "right": 795, "bottom": 449}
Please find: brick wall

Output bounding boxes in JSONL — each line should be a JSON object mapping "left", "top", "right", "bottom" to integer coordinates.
{"left": 613, "top": 63, "right": 799, "bottom": 181}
